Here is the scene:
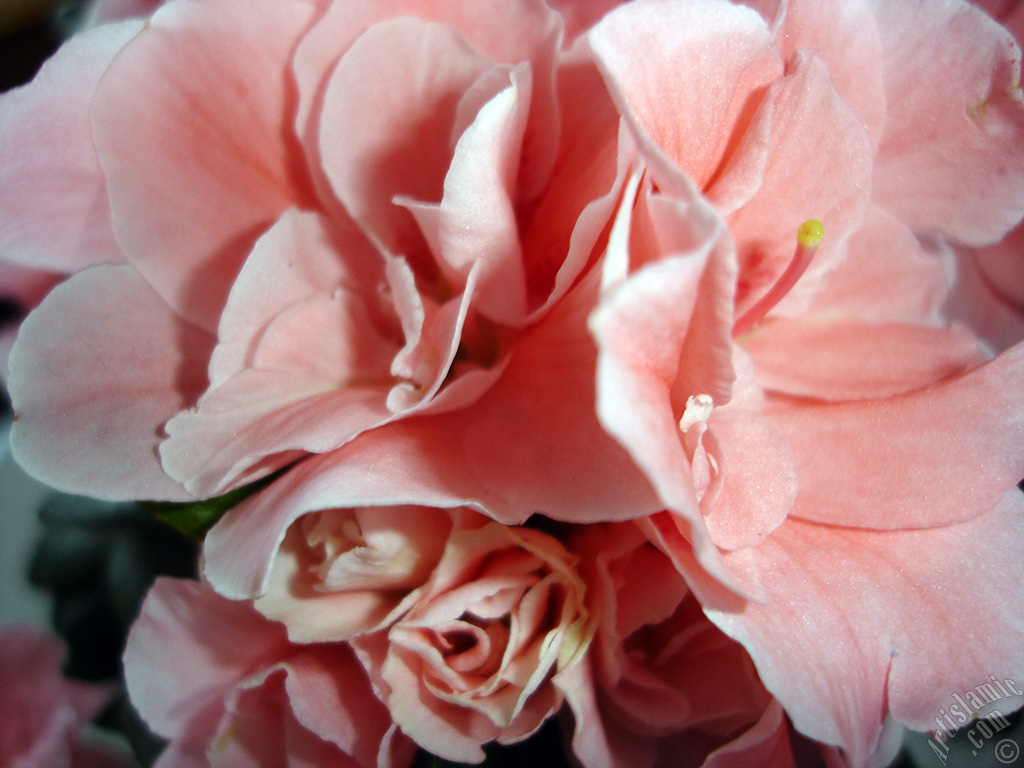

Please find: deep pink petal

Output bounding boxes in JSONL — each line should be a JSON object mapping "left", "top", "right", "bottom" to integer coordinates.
{"left": 770, "top": 341, "right": 1024, "bottom": 529}
{"left": 284, "top": 648, "right": 400, "bottom": 768}
{"left": 124, "top": 578, "right": 289, "bottom": 739}
{"left": 872, "top": 0, "right": 1024, "bottom": 245}
{"left": 91, "top": 0, "right": 318, "bottom": 331}
{"left": 0, "top": 21, "right": 140, "bottom": 273}
{"left": 972, "top": 217, "right": 1024, "bottom": 308}
{"left": 9, "top": 265, "right": 212, "bottom": 501}
{"left": 699, "top": 701, "right": 798, "bottom": 768}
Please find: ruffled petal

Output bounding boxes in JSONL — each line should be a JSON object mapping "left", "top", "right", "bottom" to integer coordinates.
{"left": 590, "top": 0, "right": 783, "bottom": 191}
{"left": 124, "top": 578, "right": 289, "bottom": 739}
{"left": 91, "top": 0, "right": 319, "bottom": 330}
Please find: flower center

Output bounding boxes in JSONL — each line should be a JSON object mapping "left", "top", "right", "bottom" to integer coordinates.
{"left": 733, "top": 219, "right": 824, "bottom": 337}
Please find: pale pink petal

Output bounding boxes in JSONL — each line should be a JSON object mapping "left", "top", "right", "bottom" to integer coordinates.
{"left": 519, "top": 59, "right": 630, "bottom": 315}
{"left": 727, "top": 53, "right": 873, "bottom": 319}
{"left": 809, "top": 205, "right": 953, "bottom": 324}
{"left": 207, "top": 209, "right": 385, "bottom": 389}
{"left": 91, "top": 0, "right": 318, "bottom": 331}
{"left": 872, "top": 0, "right": 1024, "bottom": 245}
{"left": 124, "top": 578, "right": 289, "bottom": 740}
{"left": 456, "top": 269, "right": 662, "bottom": 524}
{"left": 0, "top": 20, "right": 140, "bottom": 272}
{"left": 318, "top": 17, "right": 492, "bottom": 259}
{"left": 592, "top": 202, "right": 750, "bottom": 584}
{"left": 702, "top": 408, "right": 796, "bottom": 551}
{"left": 769, "top": 0, "right": 886, "bottom": 148}
{"left": 708, "top": 489, "right": 1024, "bottom": 765}
{"left": 744, "top": 318, "right": 983, "bottom": 400}
{"left": 0, "top": 262, "right": 61, "bottom": 384}
{"left": 162, "top": 367, "right": 392, "bottom": 495}
{"left": 9, "top": 265, "right": 212, "bottom": 501}
{"left": 590, "top": 0, "right": 783, "bottom": 190}
{"left": 770, "top": 341, "right": 1024, "bottom": 529}
{"left": 203, "top": 424, "right": 502, "bottom": 600}
{"left": 296, "top": 0, "right": 561, "bottom": 203}
{"left": 427, "top": 68, "right": 531, "bottom": 326}
{"left": 255, "top": 505, "right": 453, "bottom": 642}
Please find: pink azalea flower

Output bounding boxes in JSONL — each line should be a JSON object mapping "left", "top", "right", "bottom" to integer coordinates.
{"left": 203, "top": 488, "right": 592, "bottom": 763}
{"left": 124, "top": 577, "right": 414, "bottom": 768}
{"left": 0, "top": 624, "right": 135, "bottom": 768}
{"left": 5, "top": 0, "right": 630, "bottom": 511}
{"left": 584, "top": 0, "right": 1024, "bottom": 763}
{"left": 351, "top": 515, "right": 591, "bottom": 763}
{"left": 3, "top": 0, "right": 1024, "bottom": 765}
{"left": 562, "top": 522, "right": 819, "bottom": 768}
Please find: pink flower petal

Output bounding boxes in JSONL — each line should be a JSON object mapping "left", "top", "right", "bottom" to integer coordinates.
{"left": 124, "top": 578, "right": 289, "bottom": 740}
{"left": 206, "top": 209, "right": 385, "bottom": 390}
{"left": 0, "top": 20, "right": 140, "bottom": 273}
{"left": 872, "top": 0, "right": 1024, "bottom": 245}
{"left": 700, "top": 701, "right": 799, "bottom": 768}
{"left": 427, "top": 69, "right": 531, "bottom": 326}
{"left": 91, "top": 0, "right": 319, "bottom": 331}
{"left": 296, "top": 0, "right": 561, "bottom": 204}
{"left": 770, "top": 341, "right": 1024, "bottom": 529}
{"left": 709, "top": 489, "right": 1024, "bottom": 764}
{"left": 590, "top": 0, "right": 783, "bottom": 190}
{"left": 726, "top": 54, "right": 873, "bottom": 319}
{"left": 9, "top": 265, "right": 212, "bottom": 501}
{"left": 457, "top": 269, "right": 662, "bottom": 524}
{"left": 767, "top": 0, "right": 886, "bottom": 149}
{"left": 808, "top": 205, "right": 953, "bottom": 324}
{"left": 203, "top": 425, "right": 499, "bottom": 600}
{"left": 744, "top": 318, "right": 983, "bottom": 401}
{"left": 318, "top": 17, "right": 493, "bottom": 260}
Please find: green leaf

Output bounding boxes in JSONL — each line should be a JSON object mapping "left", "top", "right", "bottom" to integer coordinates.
{"left": 138, "top": 470, "right": 285, "bottom": 541}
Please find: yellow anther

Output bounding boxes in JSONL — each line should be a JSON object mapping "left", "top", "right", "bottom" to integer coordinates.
{"left": 797, "top": 219, "right": 824, "bottom": 248}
